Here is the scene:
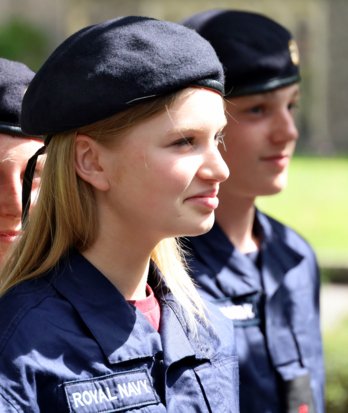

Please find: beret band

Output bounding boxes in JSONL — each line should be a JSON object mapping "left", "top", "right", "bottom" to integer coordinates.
{"left": 0, "top": 123, "right": 31, "bottom": 138}
{"left": 21, "top": 16, "right": 225, "bottom": 136}
{"left": 227, "top": 74, "right": 301, "bottom": 97}
{"left": 190, "top": 79, "right": 224, "bottom": 95}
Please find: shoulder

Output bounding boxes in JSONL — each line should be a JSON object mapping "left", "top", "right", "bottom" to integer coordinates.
{"left": 258, "top": 211, "right": 320, "bottom": 289}
{"left": 0, "top": 275, "right": 76, "bottom": 357}
{"left": 166, "top": 292, "right": 236, "bottom": 356}
{"left": 0, "top": 277, "right": 65, "bottom": 411}
{"left": 0, "top": 278, "right": 54, "bottom": 345}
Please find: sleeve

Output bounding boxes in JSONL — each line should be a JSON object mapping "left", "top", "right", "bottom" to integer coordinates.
{"left": 287, "top": 240, "right": 325, "bottom": 413}
{"left": 270, "top": 221, "right": 325, "bottom": 413}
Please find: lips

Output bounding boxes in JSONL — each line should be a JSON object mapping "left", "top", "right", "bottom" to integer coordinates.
{"left": 185, "top": 188, "right": 220, "bottom": 210}
{"left": 0, "top": 230, "right": 21, "bottom": 242}
{"left": 260, "top": 154, "right": 290, "bottom": 169}
{"left": 261, "top": 153, "right": 289, "bottom": 161}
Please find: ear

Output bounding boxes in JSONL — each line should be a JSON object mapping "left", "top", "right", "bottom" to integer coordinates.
{"left": 74, "top": 134, "right": 110, "bottom": 191}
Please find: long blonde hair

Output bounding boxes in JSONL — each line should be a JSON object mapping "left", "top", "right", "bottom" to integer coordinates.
{"left": 0, "top": 92, "right": 206, "bottom": 329}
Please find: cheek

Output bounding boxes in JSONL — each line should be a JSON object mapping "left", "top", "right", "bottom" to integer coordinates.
{"left": 108, "top": 150, "right": 147, "bottom": 188}
{"left": 150, "top": 164, "right": 191, "bottom": 196}
{"left": 147, "top": 153, "right": 196, "bottom": 187}
{"left": 288, "top": 140, "right": 297, "bottom": 154}
{"left": 222, "top": 136, "right": 249, "bottom": 168}
{"left": 225, "top": 123, "right": 262, "bottom": 163}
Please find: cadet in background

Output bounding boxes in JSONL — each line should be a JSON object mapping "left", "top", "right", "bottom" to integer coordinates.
{"left": 182, "top": 9, "right": 325, "bottom": 413}
{"left": 0, "top": 58, "right": 44, "bottom": 266}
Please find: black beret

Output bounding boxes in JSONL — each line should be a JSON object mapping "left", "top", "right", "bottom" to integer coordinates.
{"left": 182, "top": 9, "right": 301, "bottom": 97}
{"left": 21, "top": 16, "right": 224, "bottom": 137}
{"left": 0, "top": 58, "right": 42, "bottom": 138}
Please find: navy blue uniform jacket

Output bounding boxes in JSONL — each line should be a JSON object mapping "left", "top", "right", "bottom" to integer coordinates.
{"left": 185, "top": 210, "right": 325, "bottom": 413}
{"left": 0, "top": 250, "right": 239, "bottom": 412}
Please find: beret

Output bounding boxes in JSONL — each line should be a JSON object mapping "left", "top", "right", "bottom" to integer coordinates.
{"left": 0, "top": 58, "right": 42, "bottom": 138}
{"left": 182, "top": 9, "right": 300, "bottom": 97}
{"left": 21, "top": 16, "right": 224, "bottom": 137}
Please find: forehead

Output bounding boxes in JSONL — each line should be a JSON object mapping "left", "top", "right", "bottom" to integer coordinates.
{"left": 165, "top": 88, "right": 226, "bottom": 128}
{"left": 228, "top": 83, "right": 300, "bottom": 106}
{"left": 0, "top": 134, "right": 43, "bottom": 163}
{"left": 112, "top": 87, "right": 226, "bottom": 152}
{"left": 261, "top": 83, "right": 300, "bottom": 99}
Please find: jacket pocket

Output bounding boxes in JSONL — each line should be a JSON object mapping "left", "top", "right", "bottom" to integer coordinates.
{"left": 194, "top": 356, "right": 239, "bottom": 413}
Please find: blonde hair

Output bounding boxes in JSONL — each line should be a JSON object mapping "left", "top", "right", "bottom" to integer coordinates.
{"left": 0, "top": 92, "right": 207, "bottom": 330}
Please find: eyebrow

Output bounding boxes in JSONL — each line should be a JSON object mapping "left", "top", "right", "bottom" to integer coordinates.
{"left": 168, "top": 115, "right": 227, "bottom": 133}
{"left": 264, "top": 86, "right": 300, "bottom": 99}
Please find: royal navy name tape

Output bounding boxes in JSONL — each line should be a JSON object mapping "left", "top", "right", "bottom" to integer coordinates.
{"left": 64, "top": 369, "right": 159, "bottom": 412}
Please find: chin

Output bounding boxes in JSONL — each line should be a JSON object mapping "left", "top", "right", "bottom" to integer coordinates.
{"left": 260, "top": 186, "right": 284, "bottom": 196}
{"left": 260, "top": 176, "right": 289, "bottom": 196}
{"left": 189, "top": 215, "right": 215, "bottom": 236}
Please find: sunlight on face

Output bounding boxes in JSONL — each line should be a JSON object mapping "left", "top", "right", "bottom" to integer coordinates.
{"left": 222, "top": 84, "right": 300, "bottom": 198}
{"left": 90, "top": 88, "right": 230, "bottom": 246}
{"left": 0, "top": 135, "right": 44, "bottom": 264}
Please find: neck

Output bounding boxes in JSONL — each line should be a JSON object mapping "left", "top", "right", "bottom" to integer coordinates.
{"left": 216, "top": 193, "right": 260, "bottom": 253}
{"left": 82, "top": 230, "right": 154, "bottom": 301}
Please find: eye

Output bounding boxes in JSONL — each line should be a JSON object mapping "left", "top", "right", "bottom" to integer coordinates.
{"left": 288, "top": 100, "right": 299, "bottom": 112}
{"left": 172, "top": 137, "right": 194, "bottom": 147}
{"left": 247, "top": 105, "right": 265, "bottom": 115}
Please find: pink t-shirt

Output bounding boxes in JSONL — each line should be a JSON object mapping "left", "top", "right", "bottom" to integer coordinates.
{"left": 128, "top": 284, "right": 161, "bottom": 331}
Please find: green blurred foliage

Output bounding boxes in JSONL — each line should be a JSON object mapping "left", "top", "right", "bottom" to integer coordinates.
{"left": 324, "top": 317, "right": 348, "bottom": 412}
{"left": 0, "top": 17, "right": 50, "bottom": 70}
{"left": 256, "top": 156, "right": 348, "bottom": 268}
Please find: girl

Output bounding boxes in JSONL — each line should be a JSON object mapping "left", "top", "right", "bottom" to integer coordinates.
{"left": 0, "top": 16, "right": 239, "bottom": 412}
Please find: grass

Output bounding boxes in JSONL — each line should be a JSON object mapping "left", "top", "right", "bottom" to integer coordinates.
{"left": 324, "top": 316, "right": 348, "bottom": 412}
{"left": 256, "top": 156, "right": 348, "bottom": 268}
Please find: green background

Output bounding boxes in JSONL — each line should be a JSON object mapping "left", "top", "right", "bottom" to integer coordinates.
{"left": 256, "top": 156, "right": 348, "bottom": 269}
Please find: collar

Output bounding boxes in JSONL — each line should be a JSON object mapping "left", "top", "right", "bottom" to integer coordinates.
{"left": 253, "top": 209, "right": 305, "bottom": 297}
{"left": 49, "top": 250, "right": 216, "bottom": 365}
{"left": 188, "top": 221, "right": 262, "bottom": 297}
{"left": 188, "top": 210, "right": 305, "bottom": 298}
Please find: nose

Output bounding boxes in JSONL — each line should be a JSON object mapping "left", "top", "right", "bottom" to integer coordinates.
{"left": 198, "top": 145, "right": 230, "bottom": 183}
{"left": 270, "top": 109, "right": 299, "bottom": 144}
{"left": 0, "top": 175, "right": 22, "bottom": 218}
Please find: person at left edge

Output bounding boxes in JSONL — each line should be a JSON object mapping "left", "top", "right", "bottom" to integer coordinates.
{"left": 0, "top": 16, "right": 239, "bottom": 412}
{"left": 0, "top": 58, "right": 44, "bottom": 266}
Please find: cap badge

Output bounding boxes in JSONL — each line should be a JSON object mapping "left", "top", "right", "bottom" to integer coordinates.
{"left": 289, "top": 39, "right": 300, "bottom": 66}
